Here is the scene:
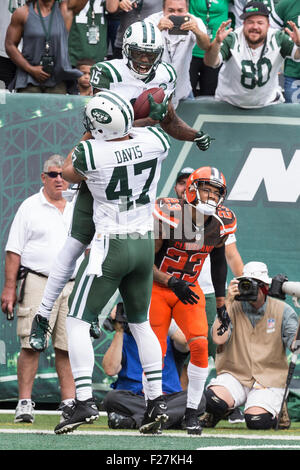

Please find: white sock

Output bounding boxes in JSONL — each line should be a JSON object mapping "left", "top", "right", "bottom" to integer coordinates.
{"left": 129, "top": 321, "right": 163, "bottom": 401}
{"left": 142, "top": 372, "right": 149, "bottom": 402}
{"left": 186, "top": 362, "right": 208, "bottom": 410}
{"left": 66, "top": 316, "right": 94, "bottom": 401}
{"left": 38, "top": 237, "right": 86, "bottom": 319}
{"left": 61, "top": 398, "right": 75, "bottom": 406}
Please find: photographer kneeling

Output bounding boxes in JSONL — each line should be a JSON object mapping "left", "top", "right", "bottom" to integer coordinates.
{"left": 200, "top": 261, "right": 299, "bottom": 431}
{"left": 102, "top": 303, "right": 205, "bottom": 431}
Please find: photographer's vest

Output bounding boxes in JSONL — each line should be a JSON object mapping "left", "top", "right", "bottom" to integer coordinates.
{"left": 215, "top": 297, "right": 288, "bottom": 388}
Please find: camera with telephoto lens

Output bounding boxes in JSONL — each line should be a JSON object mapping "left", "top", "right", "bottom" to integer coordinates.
{"left": 40, "top": 43, "right": 55, "bottom": 75}
{"left": 102, "top": 302, "right": 130, "bottom": 334}
{"left": 235, "top": 277, "right": 259, "bottom": 301}
{"left": 268, "top": 274, "right": 288, "bottom": 300}
{"left": 169, "top": 15, "right": 190, "bottom": 35}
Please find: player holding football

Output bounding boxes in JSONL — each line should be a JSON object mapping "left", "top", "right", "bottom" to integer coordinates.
{"left": 30, "top": 20, "right": 212, "bottom": 348}
{"left": 150, "top": 166, "right": 237, "bottom": 435}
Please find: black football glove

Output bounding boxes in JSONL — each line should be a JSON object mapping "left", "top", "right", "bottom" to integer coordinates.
{"left": 216, "top": 305, "right": 231, "bottom": 336}
{"left": 168, "top": 276, "right": 199, "bottom": 305}
{"left": 148, "top": 94, "right": 168, "bottom": 121}
{"left": 194, "top": 131, "right": 213, "bottom": 151}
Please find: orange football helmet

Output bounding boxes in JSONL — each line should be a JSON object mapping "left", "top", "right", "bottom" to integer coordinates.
{"left": 184, "top": 166, "right": 227, "bottom": 215}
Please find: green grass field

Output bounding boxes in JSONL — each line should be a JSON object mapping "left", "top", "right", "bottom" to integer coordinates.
{"left": 1, "top": 412, "right": 300, "bottom": 452}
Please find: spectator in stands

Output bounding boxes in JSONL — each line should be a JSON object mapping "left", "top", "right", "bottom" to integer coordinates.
{"left": 102, "top": 303, "right": 204, "bottom": 431}
{"left": 270, "top": 0, "right": 300, "bottom": 103}
{"left": 204, "top": 1, "right": 300, "bottom": 109}
{"left": 0, "top": 0, "right": 26, "bottom": 89}
{"left": 68, "top": 0, "right": 117, "bottom": 68}
{"left": 109, "top": 0, "right": 162, "bottom": 59}
{"left": 106, "top": 10, "right": 121, "bottom": 59}
{"left": 1, "top": 155, "right": 77, "bottom": 424}
{"left": 75, "top": 58, "right": 93, "bottom": 95}
{"left": 200, "top": 261, "right": 298, "bottom": 430}
{"left": 146, "top": 0, "right": 210, "bottom": 109}
{"left": 5, "top": 0, "right": 88, "bottom": 93}
{"left": 188, "top": 0, "right": 230, "bottom": 98}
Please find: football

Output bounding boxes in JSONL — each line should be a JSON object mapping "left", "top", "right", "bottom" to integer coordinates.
{"left": 133, "top": 87, "right": 165, "bottom": 120}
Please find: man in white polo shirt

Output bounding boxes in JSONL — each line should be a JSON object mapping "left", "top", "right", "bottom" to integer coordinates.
{"left": 146, "top": 0, "right": 210, "bottom": 108}
{"left": 1, "top": 154, "right": 76, "bottom": 424}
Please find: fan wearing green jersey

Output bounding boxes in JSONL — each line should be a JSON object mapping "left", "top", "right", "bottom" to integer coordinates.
{"left": 270, "top": 0, "right": 300, "bottom": 103}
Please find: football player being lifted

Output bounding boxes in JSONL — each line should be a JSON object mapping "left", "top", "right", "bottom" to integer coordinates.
{"left": 151, "top": 166, "right": 237, "bottom": 435}
{"left": 30, "top": 20, "right": 212, "bottom": 344}
{"left": 47, "top": 90, "right": 171, "bottom": 434}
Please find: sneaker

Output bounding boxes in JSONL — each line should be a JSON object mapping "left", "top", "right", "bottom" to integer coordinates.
{"left": 29, "top": 314, "right": 52, "bottom": 352}
{"left": 14, "top": 399, "right": 35, "bottom": 423}
{"left": 277, "top": 401, "right": 291, "bottom": 430}
{"left": 185, "top": 408, "right": 202, "bottom": 435}
{"left": 228, "top": 407, "right": 245, "bottom": 424}
{"left": 57, "top": 400, "right": 75, "bottom": 423}
{"left": 108, "top": 412, "right": 136, "bottom": 429}
{"left": 90, "top": 321, "right": 101, "bottom": 339}
{"left": 139, "top": 395, "right": 168, "bottom": 434}
{"left": 54, "top": 398, "right": 99, "bottom": 434}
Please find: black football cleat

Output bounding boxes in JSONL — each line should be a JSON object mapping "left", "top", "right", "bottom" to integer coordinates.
{"left": 139, "top": 395, "right": 168, "bottom": 434}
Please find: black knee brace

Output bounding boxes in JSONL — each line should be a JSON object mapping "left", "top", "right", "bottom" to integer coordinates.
{"left": 205, "top": 388, "right": 229, "bottom": 417}
{"left": 245, "top": 412, "right": 277, "bottom": 430}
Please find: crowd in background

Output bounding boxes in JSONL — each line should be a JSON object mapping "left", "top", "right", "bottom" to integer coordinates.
{"left": 1, "top": 0, "right": 300, "bottom": 105}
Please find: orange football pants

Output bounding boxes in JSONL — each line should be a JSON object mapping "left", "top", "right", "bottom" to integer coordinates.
{"left": 149, "top": 281, "right": 208, "bottom": 368}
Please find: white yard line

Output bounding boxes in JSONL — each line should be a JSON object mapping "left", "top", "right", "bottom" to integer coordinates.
{"left": 0, "top": 428, "right": 300, "bottom": 441}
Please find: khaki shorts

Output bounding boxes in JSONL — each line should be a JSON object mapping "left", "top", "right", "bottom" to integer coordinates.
{"left": 17, "top": 272, "right": 74, "bottom": 350}
{"left": 208, "top": 372, "right": 285, "bottom": 418}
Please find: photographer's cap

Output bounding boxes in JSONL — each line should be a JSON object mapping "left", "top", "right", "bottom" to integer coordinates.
{"left": 240, "top": 1, "right": 270, "bottom": 20}
{"left": 176, "top": 167, "right": 194, "bottom": 183}
{"left": 238, "top": 261, "right": 272, "bottom": 284}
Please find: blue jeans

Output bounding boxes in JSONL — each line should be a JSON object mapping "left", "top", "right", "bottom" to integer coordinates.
{"left": 284, "top": 76, "right": 300, "bottom": 103}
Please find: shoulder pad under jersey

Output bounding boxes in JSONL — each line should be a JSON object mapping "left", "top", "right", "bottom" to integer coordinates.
{"left": 90, "top": 61, "right": 123, "bottom": 90}
{"left": 215, "top": 205, "right": 237, "bottom": 237}
{"left": 72, "top": 140, "right": 96, "bottom": 175}
{"left": 153, "top": 197, "right": 181, "bottom": 228}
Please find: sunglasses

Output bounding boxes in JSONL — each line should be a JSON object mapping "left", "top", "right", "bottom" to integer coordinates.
{"left": 44, "top": 171, "right": 63, "bottom": 178}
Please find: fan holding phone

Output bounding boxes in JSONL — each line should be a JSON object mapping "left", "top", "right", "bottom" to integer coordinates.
{"left": 145, "top": 0, "right": 210, "bottom": 108}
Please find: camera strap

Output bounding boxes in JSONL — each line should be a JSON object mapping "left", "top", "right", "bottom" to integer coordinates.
{"left": 36, "top": 0, "right": 56, "bottom": 48}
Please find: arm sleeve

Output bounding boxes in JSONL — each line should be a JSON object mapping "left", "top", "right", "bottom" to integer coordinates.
{"left": 5, "top": 202, "right": 28, "bottom": 255}
{"left": 282, "top": 304, "right": 299, "bottom": 350}
{"left": 90, "top": 62, "right": 112, "bottom": 90}
{"left": 210, "top": 244, "right": 227, "bottom": 298}
{"left": 71, "top": 142, "right": 89, "bottom": 175}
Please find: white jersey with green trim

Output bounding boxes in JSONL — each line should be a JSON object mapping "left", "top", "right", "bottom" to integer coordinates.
{"left": 215, "top": 26, "right": 299, "bottom": 108}
{"left": 90, "top": 58, "right": 176, "bottom": 103}
{"left": 72, "top": 126, "right": 170, "bottom": 235}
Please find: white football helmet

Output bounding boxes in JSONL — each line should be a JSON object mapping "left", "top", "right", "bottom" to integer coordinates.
{"left": 122, "top": 21, "right": 164, "bottom": 80}
{"left": 185, "top": 166, "right": 227, "bottom": 216}
{"left": 84, "top": 90, "right": 134, "bottom": 140}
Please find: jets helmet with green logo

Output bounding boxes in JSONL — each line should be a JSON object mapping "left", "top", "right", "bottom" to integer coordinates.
{"left": 122, "top": 21, "right": 164, "bottom": 80}
{"left": 84, "top": 90, "right": 134, "bottom": 140}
